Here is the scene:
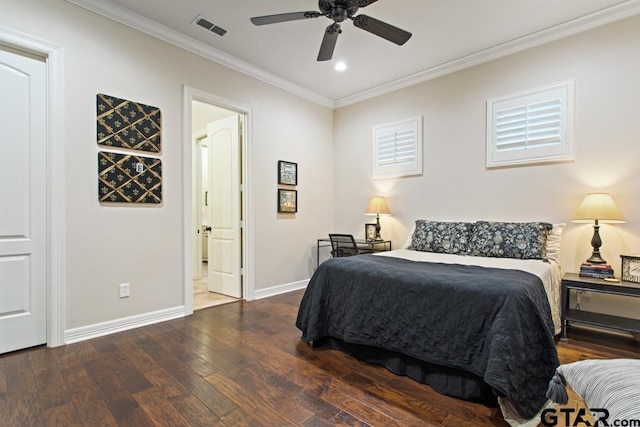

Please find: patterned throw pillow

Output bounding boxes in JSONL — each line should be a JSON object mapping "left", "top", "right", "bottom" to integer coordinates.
{"left": 408, "top": 220, "right": 473, "bottom": 255}
{"left": 469, "top": 221, "right": 552, "bottom": 260}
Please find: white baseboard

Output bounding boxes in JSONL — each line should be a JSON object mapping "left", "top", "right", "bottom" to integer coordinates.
{"left": 64, "top": 306, "right": 186, "bottom": 344}
{"left": 63, "top": 281, "right": 308, "bottom": 344}
{"left": 254, "top": 279, "right": 309, "bottom": 300}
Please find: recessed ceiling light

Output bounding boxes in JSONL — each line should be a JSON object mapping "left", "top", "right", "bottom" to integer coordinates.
{"left": 334, "top": 62, "right": 347, "bottom": 71}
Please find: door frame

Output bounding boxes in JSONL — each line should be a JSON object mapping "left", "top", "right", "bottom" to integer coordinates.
{"left": 182, "top": 86, "right": 254, "bottom": 314}
{"left": 0, "top": 28, "right": 65, "bottom": 347}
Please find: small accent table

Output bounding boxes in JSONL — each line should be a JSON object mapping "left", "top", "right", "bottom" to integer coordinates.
{"left": 561, "top": 272, "right": 640, "bottom": 340}
{"left": 316, "top": 238, "right": 391, "bottom": 268}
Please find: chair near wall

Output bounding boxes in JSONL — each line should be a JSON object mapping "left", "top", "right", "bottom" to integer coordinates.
{"left": 328, "top": 234, "right": 372, "bottom": 258}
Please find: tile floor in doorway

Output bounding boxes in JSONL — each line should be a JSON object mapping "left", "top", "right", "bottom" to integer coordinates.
{"left": 193, "top": 262, "right": 239, "bottom": 310}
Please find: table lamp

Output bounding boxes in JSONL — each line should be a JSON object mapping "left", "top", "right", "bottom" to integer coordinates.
{"left": 572, "top": 193, "right": 624, "bottom": 264}
{"left": 365, "top": 196, "right": 391, "bottom": 241}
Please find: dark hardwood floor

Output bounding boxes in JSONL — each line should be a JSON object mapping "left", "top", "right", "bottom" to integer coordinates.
{"left": 1, "top": 290, "right": 638, "bottom": 426}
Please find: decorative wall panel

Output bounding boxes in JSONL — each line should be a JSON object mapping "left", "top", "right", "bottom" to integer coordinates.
{"left": 98, "top": 152, "right": 162, "bottom": 203}
{"left": 97, "top": 93, "right": 161, "bottom": 153}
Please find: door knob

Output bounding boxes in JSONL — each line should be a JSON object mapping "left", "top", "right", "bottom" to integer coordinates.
{"left": 205, "top": 226, "right": 212, "bottom": 232}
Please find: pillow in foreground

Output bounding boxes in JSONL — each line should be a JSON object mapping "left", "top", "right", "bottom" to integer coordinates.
{"left": 548, "top": 359, "right": 640, "bottom": 424}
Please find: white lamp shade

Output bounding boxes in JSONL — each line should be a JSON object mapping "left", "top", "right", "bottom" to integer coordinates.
{"left": 573, "top": 193, "right": 625, "bottom": 223}
{"left": 365, "top": 196, "right": 391, "bottom": 215}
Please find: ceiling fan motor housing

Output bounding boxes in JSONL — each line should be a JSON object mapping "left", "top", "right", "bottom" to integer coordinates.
{"left": 319, "top": 0, "right": 359, "bottom": 22}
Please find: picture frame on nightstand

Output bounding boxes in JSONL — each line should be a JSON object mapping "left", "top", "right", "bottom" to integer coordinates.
{"left": 621, "top": 255, "right": 640, "bottom": 283}
{"left": 365, "top": 223, "right": 376, "bottom": 241}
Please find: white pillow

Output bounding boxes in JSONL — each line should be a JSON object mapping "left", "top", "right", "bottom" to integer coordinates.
{"left": 403, "top": 222, "right": 416, "bottom": 249}
{"left": 557, "top": 359, "right": 640, "bottom": 423}
{"left": 545, "top": 223, "right": 565, "bottom": 263}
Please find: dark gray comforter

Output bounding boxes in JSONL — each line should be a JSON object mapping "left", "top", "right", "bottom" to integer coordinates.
{"left": 296, "top": 254, "right": 559, "bottom": 419}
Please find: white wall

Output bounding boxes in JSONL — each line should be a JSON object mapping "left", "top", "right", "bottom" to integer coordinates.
{"left": 1, "top": 0, "right": 334, "bottom": 331}
{"left": 333, "top": 15, "right": 640, "bottom": 319}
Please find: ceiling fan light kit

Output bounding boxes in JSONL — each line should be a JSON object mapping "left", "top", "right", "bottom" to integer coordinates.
{"left": 250, "top": 0, "right": 412, "bottom": 61}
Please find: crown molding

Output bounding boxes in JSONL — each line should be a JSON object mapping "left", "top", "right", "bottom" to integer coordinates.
{"left": 334, "top": 0, "right": 640, "bottom": 108}
{"left": 66, "top": 0, "right": 640, "bottom": 110}
{"left": 64, "top": 0, "right": 334, "bottom": 108}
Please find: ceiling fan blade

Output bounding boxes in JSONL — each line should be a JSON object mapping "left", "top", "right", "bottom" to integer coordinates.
{"left": 317, "top": 23, "right": 341, "bottom": 61}
{"left": 352, "top": 14, "right": 412, "bottom": 45}
{"left": 250, "top": 11, "right": 322, "bottom": 26}
{"left": 354, "top": 0, "right": 379, "bottom": 7}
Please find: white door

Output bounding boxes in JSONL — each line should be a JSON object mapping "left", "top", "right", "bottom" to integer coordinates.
{"left": 0, "top": 47, "right": 47, "bottom": 353}
{"left": 200, "top": 141, "right": 209, "bottom": 263}
{"left": 207, "top": 116, "right": 242, "bottom": 298}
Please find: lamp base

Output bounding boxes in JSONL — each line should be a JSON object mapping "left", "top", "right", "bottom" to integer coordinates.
{"left": 586, "top": 221, "right": 607, "bottom": 264}
{"left": 585, "top": 253, "right": 607, "bottom": 264}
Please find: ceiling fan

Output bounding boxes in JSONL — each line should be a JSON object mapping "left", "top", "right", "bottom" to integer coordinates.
{"left": 250, "top": 0, "right": 412, "bottom": 61}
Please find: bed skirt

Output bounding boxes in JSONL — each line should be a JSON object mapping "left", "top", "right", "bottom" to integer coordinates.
{"left": 313, "top": 337, "right": 499, "bottom": 408}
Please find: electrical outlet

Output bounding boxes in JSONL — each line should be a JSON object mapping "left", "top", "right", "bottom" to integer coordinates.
{"left": 119, "top": 283, "right": 130, "bottom": 298}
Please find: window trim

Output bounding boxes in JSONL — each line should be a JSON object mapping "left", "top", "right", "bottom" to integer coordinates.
{"left": 486, "top": 81, "right": 574, "bottom": 168}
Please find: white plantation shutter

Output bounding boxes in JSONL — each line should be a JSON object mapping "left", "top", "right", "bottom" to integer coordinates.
{"left": 495, "top": 99, "right": 562, "bottom": 150}
{"left": 376, "top": 125, "right": 416, "bottom": 166}
{"left": 487, "top": 81, "right": 574, "bottom": 167}
{"left": 373, "top": 117, "right": 422, "bottom": 179}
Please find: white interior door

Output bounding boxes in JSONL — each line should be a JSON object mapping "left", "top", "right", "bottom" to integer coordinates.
{"left": 200, "top": 142, "right": 209, "bottom": 262}
{"left": 207, "top": 115, "right": 242, "bottom": 298}
{"left": 0, "top": 47, "right": 47, "bottom": 353}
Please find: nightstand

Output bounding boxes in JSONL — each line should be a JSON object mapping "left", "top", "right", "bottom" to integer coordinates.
{"left": 561, "top": 272, "right": 640, "bottom": 340}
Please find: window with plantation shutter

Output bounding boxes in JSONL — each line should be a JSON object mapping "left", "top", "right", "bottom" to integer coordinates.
{"left": 486, "top": 81, "right": 574, "bottom": 168}
{"left": 373, "top": 116, "right": 422, "bottom": 179}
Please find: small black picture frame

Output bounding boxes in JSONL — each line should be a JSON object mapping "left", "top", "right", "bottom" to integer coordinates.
{"left": 365, "top": 223, "right": 377, "bottom": 241}
{"left": 278, "top": 160, "right": 297, "bottom": 186}
{"left": 278, "top": 189, "right": 297, "bottom": 213}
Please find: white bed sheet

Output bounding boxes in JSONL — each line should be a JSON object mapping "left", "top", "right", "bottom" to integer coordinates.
{"left": 374, "top": 249, "right": 562, "bottom": 335}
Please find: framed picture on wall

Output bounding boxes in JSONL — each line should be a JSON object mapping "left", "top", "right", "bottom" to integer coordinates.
{"left": 278, "top": 189, "right": 297, "bottom": 213}
{"left": 365, "top": 223, "right": 377, "bottom": 241}
{"left": 278, "top": 160, "right": 297, "bottom": 185}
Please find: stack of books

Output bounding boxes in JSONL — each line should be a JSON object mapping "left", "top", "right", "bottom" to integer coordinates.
{"left": 579, "top": 262, "right": 614, "bottom": 279}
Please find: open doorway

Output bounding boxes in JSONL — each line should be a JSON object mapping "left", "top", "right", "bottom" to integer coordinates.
{"left": 191, "top": 99, "right": 244, "bottom": 310}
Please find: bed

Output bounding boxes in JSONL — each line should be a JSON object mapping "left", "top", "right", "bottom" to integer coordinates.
{"left": 296, "top": 220, "right": 564, "bottom": 422}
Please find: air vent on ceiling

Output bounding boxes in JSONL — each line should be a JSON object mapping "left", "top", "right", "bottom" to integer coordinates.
{"left": 193, "top": 15, "right": 228, "bottom": 37}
